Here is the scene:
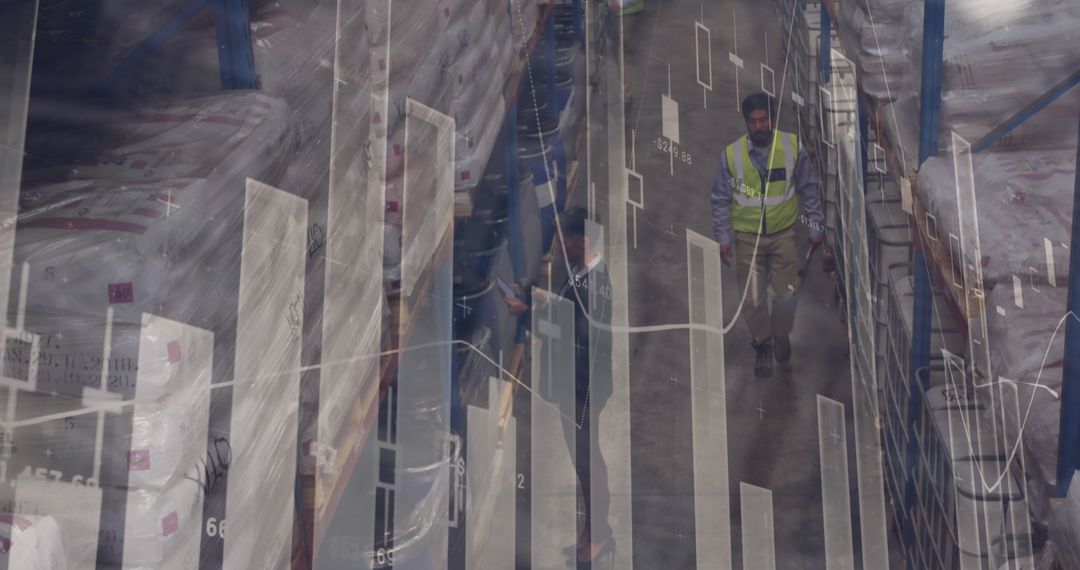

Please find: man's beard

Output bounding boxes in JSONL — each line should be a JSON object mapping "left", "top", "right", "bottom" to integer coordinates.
{"left": 749, "top": 130, "right": 772, "bottom": 146}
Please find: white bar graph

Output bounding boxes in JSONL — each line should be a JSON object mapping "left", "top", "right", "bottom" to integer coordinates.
{"left": 394, "top": 99, "right": 455, "bottom": 570}
{"left": 740, "top": 483, "right": 776, "bottom": 570}
{"left": 817, "top": 396, "right": 855, "bottom": 570}
{"left": 686, "top": 229, "right": 732, "bottom": 569}
{"left": 466, "top": 378, "right": 515, "bottom": 569}
{"left": 224, "top": 179, "right": 308, "bottom": 569}
{"left": 604, "top": 51, "right": 635, "bottom": 567}
{"left": 1045, "top": 238, "right": 1057, "bottom": 287}
{"left": 316, "top": 0, "right": 390, "bottom": 564}
{"left": 531, "top": 291, "right": 578, "bottom": 569}
{"left": 0, "top": 0, "right": 38, "bottom": 322}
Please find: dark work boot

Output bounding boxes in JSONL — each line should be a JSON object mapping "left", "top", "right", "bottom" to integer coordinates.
{"left": 754, "top": 341, "right": 774, "bottom": 378}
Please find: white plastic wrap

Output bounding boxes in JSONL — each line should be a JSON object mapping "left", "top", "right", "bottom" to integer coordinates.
{"left": 15, "top": 0, "right": 538, "bottom": 566}
{"left": 10, "top": 91, "right": 297, "bottom": 568}
{"left": 891, "top": 0, "right": 1080, "bottom": 151}
{"left": 985, "top": 285, "right": 1066, "bottom": 516}
{"left": 916, "top": 148, "right": 1075, "bottom": 286}
{"left": 846, "top": 6, "right": 909, "bottom": 100}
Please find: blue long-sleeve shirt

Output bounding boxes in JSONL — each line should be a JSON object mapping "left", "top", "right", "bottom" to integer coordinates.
{"left": 710, "top": 135, "right": 825, "bottom": 245}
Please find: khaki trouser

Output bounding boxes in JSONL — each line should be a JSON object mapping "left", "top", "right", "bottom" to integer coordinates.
{"left": 734, "top": 226, "right": 800, "bottom": 346}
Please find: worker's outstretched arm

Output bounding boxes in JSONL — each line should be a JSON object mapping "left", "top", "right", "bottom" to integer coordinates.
{"left": 711, "top": 153, "right": 735, "bottom": 246}
{"left": 794, "top": 143, "right": 825, "bottom": 242}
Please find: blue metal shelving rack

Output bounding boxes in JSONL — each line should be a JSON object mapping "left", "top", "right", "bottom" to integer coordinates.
{"left": 1057, "top": 110, "right": 1080, "bottom": 497}
{"left": 94, "top": 0, "right": 256, "bottom": 93}
{"left": 818, "top": 0, "right": 1080, "bottom": 562}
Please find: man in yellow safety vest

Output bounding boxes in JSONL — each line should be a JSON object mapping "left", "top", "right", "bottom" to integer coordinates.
{"left": 608, "top": 0, "right": 644, "bottom": 15}
{"left": 711, "top": 93, "right": 825, "bottom": 378}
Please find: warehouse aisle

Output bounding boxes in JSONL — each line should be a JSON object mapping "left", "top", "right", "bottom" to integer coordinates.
{"left": 578, "top": 1, "right": 892, "bottom": 568}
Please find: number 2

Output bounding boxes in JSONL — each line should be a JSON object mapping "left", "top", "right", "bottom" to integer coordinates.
{"left": 517, "top": 473, "right": 526, "bottom": 489}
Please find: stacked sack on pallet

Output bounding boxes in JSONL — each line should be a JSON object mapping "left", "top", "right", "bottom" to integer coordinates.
{"left": 380, "top": 0, "right": 512, "bottom": 293}
{"left": 66, "top": 0, "right": 395, "bottom": 474}
{"left": 14, "top": 92, "right": 295, "bottom": 568}
{"left": 985, "top": 286, "right": 1070, "bottom": 567}
{"left": 874, "top": 0, "right": 1078, "bottom": 293}
{"left": 10, "top": 2, "right": 391, "bottom": 567}
{"left": 915, "top": 149, "right": 1075, "bottom": 288}
{"left": 832, "top": 0, "right": 914, "bottom": 100}
{"left": 881, "top": 0, "right": 1080, "bottom": 173}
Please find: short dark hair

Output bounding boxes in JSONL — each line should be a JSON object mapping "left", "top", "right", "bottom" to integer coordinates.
{"left": 557, "top": 207, "right": 588, "bottom": 239}
{"left": 741, "top": 92, "right": 775, "bottom": 120}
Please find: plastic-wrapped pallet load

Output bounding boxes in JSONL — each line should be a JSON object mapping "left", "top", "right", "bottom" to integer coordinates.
{"left": 11, "top": 92, "right": 297, "bottom": 568}
{"left": 915, "top": 148, "right": 1075, "bottom": 287}
{"left": 832, "top": 0, "right": 913, "bottom": 101}
{"left": 887, "top": 0, "right": 1080, "bottom": 155}
{"left": 985, "top": 286, "right": 1067, "bottom": 529}
{"left": 384, "top": 0, "right": 515, "bottom": 293}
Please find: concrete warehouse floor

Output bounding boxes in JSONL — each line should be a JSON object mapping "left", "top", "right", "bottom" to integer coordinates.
{"left": 533, "top": 1, "right": 909, "bottom": 568}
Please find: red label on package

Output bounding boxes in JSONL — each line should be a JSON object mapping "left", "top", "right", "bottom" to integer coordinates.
{"left": 108, "top": 282, "right": 135, "bottom": 304}
{"left": 460, "top": 170, "right": 471, "bottom": 181}
{"left": 167, "top": 341, "right": 181, "bottom": 363}
{"left": 379, "top": 59, "right": 386, "bottom": 71}
{"left": 373, "top": 112, "right": 382, "bottom": 125}
{"left": 129, "top": 160, "right": 148, "bottom": 170}
{"left": 129, "top": 449, "right": 150, "bottom": 471}
{"left": 386, "top": 201, "right": 399, "bottom": 214}
{"left": 393, "top": 144, "right": 401, "bottom": 156}
{"left": 161, "top": 511, "right": 179, "bottom": 536}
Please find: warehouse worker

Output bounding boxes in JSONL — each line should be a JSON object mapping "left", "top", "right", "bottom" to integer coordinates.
{"left": 503, "top": 207, "right": 614, "bottom": 565}
{"left": 711, "top": 93, "right": 825, "bottom": 378}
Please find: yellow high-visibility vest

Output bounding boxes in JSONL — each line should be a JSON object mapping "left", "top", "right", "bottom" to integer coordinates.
{"left": 613, "top": 0, "right": 644, "bottom": 16}
{"left": 725, "top": 131, "right": 800, "bottom": 235}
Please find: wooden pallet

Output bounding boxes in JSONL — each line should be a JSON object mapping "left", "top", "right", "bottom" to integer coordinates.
{"left": 866, "top": 101, "right": 980, "bottom": 328}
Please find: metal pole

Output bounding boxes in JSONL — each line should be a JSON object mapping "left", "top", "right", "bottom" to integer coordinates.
{"left": 819, "top": 3, "right": 831, "bottom": 87}
{"left": 973, "top": 70, "right": 1080, "bottom": 153}
{"left": 95, "top": 0, "right": 211, "bottom": 93}
{"left": 1056, "top": 111, "right": 1080, "bottom": 497}
{"left": 211, "top": 0, "right": 257, "bottom": 89}
{"left": 572, "top": 0, "right": 583, "bottom": 44}
{"left": 859, "top": 96, "right": 869, "bottom": 187}
{"left": 918, "top": 0, "right": 945, "bottom": 164}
